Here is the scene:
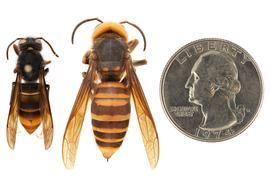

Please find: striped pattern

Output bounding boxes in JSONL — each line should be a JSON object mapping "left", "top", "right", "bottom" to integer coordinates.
{"left": 18, "top": 83, "right": 41, "bottom": 134}
{"left": 91, "top": 82, "right": 130, "bottom": 159}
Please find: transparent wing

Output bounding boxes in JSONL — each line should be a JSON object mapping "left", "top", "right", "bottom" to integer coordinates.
{"left": 7, "top": 74, "right": 21, "bottom": 149}
{"left": 62, "top": 62, "right": 96, "bottom": 169}
{"left": 126, "top": 60, "right": 159, "bottom": 168}
{"left": 39, "top": 69, "right": 53, "bottom": 150}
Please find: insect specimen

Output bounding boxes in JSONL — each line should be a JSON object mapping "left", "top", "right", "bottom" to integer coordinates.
{"left": 62, "top": 18, "right": 159, "bottom": 169}
{"left": 6, "top": 37, "right": 58, "bottom": 149}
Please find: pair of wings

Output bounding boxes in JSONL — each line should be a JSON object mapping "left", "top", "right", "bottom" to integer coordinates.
{"left": 7, "top": 69, "right": 53, "bottom": 150}
{"left": 62, "top": 59, "right": 159, "bottom": 169}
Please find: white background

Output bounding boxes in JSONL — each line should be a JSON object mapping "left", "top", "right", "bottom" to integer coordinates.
{"left": 0, "top": 0, "right": 269, "bottom": 186}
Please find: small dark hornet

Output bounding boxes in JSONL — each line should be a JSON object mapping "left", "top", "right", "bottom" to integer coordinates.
{"left": 6, "top": 37, "right": 58, "bottom": 150}
{"left": 62, "top": 18, "right": 159, "bottom": 169}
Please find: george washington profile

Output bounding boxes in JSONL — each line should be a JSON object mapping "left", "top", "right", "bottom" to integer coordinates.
{"left": 185, "top": 51, "right": 245, "bottom": 131}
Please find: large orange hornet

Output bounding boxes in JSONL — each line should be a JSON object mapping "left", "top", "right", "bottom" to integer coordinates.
{"left": 62, "top": 18, "right": 159, "bottom": 169}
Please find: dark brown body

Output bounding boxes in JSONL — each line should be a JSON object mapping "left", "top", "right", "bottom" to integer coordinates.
{"left": 16, "top": 50, "right": 44, "bottom": 134}
{"left": 6, "top": 37, "right": 56, "bottom": 150}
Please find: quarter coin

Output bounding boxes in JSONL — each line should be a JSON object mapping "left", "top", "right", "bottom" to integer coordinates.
{"left": 160, "top": 38, "right": 263, "bottom": 142}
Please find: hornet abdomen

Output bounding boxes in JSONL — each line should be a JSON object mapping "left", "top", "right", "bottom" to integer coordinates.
{"left": 19, "top": 83, "right": 41, "bottom": 134}
{"left": 91, "top": 82, "right": 130, "bottom": 159}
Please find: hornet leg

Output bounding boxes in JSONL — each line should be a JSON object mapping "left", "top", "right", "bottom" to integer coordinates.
{"left": 44, "top": 60, "right": 51, "bottom": 65}
{"left": 82, "top": 50, "right": 90, "bottom": 64}
{"left": 128, "top": 39, "right": 139, "bottom": 52}
{"left": 133, "top": 59, "right": 147, "bottom": 67}
{"left": 83, "top": 49, "right": 97, "bottom": 64}
{"left": 44, "top": 68, "right": 49, "bottom": 76}
{"left": 13, "top": 64, "right": 20, "bottom": 73}
{"left": 13, "top": 44, "right": 20, "bottom": 56}
{"left": 82, "top": 72, "right": 86, "bottom": 78}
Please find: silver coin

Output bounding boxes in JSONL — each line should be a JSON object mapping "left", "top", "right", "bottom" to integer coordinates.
{"left": 160, "top": 38, "right": 263, "bottom": 142}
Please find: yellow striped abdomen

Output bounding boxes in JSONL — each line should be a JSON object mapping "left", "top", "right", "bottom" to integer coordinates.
{"left": 19, "top": 83, "right": 41, "bottom": 134}
{"left": 91, "top": 82, "right": 130, "bottom": 159}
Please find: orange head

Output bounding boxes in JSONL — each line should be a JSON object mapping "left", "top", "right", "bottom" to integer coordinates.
{"left": 71, "top": 18, "right": 146, "bottom": 51}
{"left": 92, "top": 22, "right": 128, "bottom": 41}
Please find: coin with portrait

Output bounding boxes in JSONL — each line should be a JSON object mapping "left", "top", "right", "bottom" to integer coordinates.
{"left": 160, "top": 38, "right": 262, "bottom": 141}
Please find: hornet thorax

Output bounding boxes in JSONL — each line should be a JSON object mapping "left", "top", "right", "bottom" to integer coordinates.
{"left": 18, "top": 50, "right": 43, "bottom": 82}
{"left": 93, "top": 33, "right": 128, "bottom": 81}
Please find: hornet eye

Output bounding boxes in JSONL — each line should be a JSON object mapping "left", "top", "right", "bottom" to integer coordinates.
{"left": 35, "top": 39, "right": 42, "bottom": 44}
{"left": 19, "top": 39, "right": 27, "bottom": 45}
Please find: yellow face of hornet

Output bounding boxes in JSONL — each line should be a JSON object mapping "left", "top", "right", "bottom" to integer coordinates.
{"left": 92, "top": 22, "right": 128, "bottom": 41}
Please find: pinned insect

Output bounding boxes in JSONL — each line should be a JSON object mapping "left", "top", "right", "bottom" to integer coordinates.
{"left": 62, "top": 18, "right": 159, "bottom": 169}
{"left": 6, "top": 37, "right": 58, "bottom": 150}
